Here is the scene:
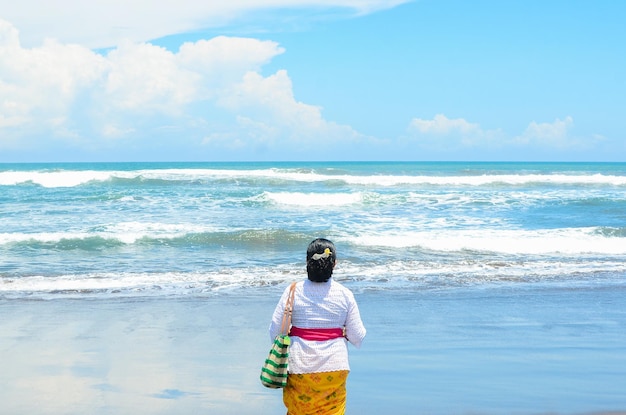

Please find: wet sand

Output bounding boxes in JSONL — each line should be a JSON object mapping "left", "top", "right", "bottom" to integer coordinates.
{"left": 1, "top": 285, "right": 625, "bottom": 414}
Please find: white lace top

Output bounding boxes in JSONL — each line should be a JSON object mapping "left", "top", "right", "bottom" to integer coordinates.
{"left": 269, "top": 279, "right": 367, "bottom": 374}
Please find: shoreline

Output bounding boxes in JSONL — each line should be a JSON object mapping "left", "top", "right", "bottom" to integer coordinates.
{"left": 1, "top": 285, "right": 625, "bottom": 414}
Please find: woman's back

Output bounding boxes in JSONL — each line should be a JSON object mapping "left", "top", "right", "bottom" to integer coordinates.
{"left": 270, "top": 279, "right": 365, "bottom": 374}
{"left": 292, "top": 280, "right": 351, "bottom": 329}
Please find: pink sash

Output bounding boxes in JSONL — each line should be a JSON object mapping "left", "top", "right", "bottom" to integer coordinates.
{"left": 289, "top": 326, "right": 344, "bottom": 341}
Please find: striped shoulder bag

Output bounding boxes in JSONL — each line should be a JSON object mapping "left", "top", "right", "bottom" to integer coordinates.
{"left": 260, "top": 281, "right": 297, "bottom": 388}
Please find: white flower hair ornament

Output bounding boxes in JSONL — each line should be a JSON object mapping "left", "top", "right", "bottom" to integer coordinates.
{"left": 311, "top": 248, "right": 332, "bottom": 260}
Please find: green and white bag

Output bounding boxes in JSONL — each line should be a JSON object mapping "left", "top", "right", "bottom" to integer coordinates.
{"left": 260, "top": 282, "right": 296, "bottom": 388}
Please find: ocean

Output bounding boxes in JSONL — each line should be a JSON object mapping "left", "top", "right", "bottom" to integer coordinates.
{"left": 1, "top": 161, "right": 626, "bottom": 414}
{"left": 1, "top": 161, "right": 625, "bottom": 299}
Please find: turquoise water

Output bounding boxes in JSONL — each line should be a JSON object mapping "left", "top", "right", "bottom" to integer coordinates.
{"left": 1, "top": 161, "right": 625, "bottom": 298}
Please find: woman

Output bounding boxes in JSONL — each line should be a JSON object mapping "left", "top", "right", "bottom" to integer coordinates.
{"left": 269, "top": 238, "right": 367, "bottom": 415}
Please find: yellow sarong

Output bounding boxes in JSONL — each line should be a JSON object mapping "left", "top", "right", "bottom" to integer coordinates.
{"left": 283, "top": 371, "right": 349, "bottom": 415}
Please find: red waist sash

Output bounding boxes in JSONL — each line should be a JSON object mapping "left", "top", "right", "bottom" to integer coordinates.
{"left": 289, "top": 326, "right": 344, "bottom": 341}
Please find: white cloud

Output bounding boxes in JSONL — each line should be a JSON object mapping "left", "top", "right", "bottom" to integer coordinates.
{"left": 0, "top": 0, "right": 410, "bottom": 49}
{"left": 514, "top": 116, "right": 574, "bottom": 148}
{"left": 203, "top": 70, "right": 362, "bottom": 153}
{"left": 409, "top": 114, "right": 481, "bottom": 135}
{"left": 407, "top": 114, "right": 503, "bottom": 152}
{"left": 406, "top": 114, "right": 601, "bottom": 160}
{"left": 408, "top": 114, "right": 582, "bottom": 151}
{"left": 220, "top": 70, "right": 329, "bottom": 133}
{"left": 0, "top": 20, "right": 109, "bottom": 148}
{"left": 0, "top": 18, "right": 362, "bottom": 159}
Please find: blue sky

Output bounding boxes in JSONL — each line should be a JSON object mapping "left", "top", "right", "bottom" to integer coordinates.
{"left": 0, "top": 0, "right": 624, "bottom": 162}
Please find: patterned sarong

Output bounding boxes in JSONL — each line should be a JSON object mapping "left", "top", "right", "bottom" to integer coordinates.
{"left": 283, "top": 371, "right": 349, "bottom": 415}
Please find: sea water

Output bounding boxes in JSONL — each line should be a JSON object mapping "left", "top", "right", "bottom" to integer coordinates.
{"left": 1, "top": 161, "right": 625, "bottom": 413}
{"left": 2, "top": 161, "right": 625, "bottom": 299}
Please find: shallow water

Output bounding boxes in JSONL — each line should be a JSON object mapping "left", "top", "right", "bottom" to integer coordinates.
{"left": 351, "top": 286, "right": 626, "bottom": 414}
{"left": 1, "top": 284, "right": 624, "bottom": 415}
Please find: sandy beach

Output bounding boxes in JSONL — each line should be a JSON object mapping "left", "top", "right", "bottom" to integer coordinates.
{"left": 2, "top": 284, "right": 625, "bottom": 415}
{"left": 1, "top": 293, "right": 284, "bottom": 415}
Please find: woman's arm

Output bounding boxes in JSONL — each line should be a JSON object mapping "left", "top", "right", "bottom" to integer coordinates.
{"left": 344, "top": 293, "right": 366, "bottom": 348}
{"left": 268, "top": 285, "right": 291, "bottom": 341}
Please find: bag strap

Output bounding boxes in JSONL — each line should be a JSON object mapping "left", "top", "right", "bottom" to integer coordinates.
{"left": 280, "top": 282, "right": 297, "bottom": 335}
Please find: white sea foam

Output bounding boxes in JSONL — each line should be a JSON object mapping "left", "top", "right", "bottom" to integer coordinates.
{"left": 103, "top": 221, "right": 210, "bottom": 243}
{"left": 3, "top": 224, "right": 625, "bottom": 256}
{"left": 0, "top": 222, "right": 223, "bottom": 245}
{"left": 2, "top": 168, "right": 626, "bottom": 188}
{"left": 341, "top": 227, "right": 626, "bottom": 255}
{"left": 1, "top": 257, "right": 624, "bottom": 299}
{"left": 0, "top": 170, "right": 120, "bottom": 188}
{"left": 0, "top": 266, "right": 299, "bottom": 299}
{"left": 263, "top": 191, "right": 364, "bottom": 206}
{"left": 0, "top": 231, "right": 95, "bottom": 244}
{"left": 0, "top": 272, "right": 208, "bottom": 297}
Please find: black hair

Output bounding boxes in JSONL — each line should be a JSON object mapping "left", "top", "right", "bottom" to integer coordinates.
{"left": 306, "top": 238, "right": 336, "bottom": 283}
